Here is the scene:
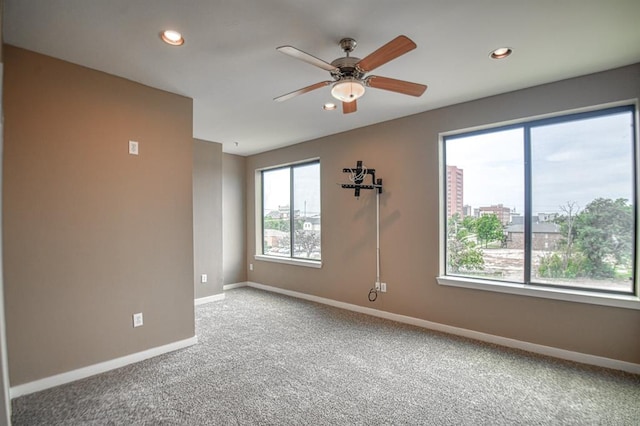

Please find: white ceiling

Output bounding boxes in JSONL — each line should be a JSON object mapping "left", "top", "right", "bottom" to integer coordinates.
{"left": 5, "top": 0, "right": 640, "bottom": 156}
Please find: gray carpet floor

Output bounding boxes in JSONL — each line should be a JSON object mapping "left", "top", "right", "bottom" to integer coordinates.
{"left": 11, "top": 287, "right": 640, "bottom": 425}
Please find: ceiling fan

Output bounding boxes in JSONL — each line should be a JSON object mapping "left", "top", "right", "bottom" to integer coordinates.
{"left": 274, "top": 35, "right": 427, "bottom": 114}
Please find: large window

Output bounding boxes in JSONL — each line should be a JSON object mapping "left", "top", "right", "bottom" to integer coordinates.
{"left": 261, "top": 161, "right": 321, "bottom": 261}
{"left": 442, "top": 105, "right": 636, "bottom": 295}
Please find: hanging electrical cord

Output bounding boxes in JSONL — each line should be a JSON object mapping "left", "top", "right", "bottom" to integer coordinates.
{"left": 339, "top": 160, "right": 384, "bottom": 303}
{"left": 369, "top": 189, "right": 382, "bottom": 302}
{"left": 368, "top": 287, "right": 378, "bottom": 302}
{"left": 376, "top": 189, "right": 381, "bottom": 283}
{"left": 348, "top": 164, "right": 368, "bottom": 183}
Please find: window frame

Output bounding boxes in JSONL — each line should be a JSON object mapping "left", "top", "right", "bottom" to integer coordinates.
{"left": 256, "top": 159, "right": 322, "bottom": 268}
{"left": 437, "top": 103, "right": 640, "bottom": 310}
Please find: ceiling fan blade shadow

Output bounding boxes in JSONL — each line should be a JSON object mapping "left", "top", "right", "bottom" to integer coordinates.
{"left": 356, "top": 35, "right": 417, "bottom": 73}
{"left": 274, "top": 81, "right": 333, "bottom": 102}
{"left": 366, "top": 75, "right": 427, "bottom": 97}
{"left": 342, "top": 100, "right": 357, "bottom": 114}
{"left": 277, "top": 46, "right": 338, "bottom": 72}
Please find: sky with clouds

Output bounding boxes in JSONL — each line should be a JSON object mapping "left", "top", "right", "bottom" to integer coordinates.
{"left": 263, "top": 162, "right": 321, "bottom": 216}
{"left": 446, "top": 110, "right": 634, "bottom": 216}
{"left": 262, "top": 110, "right": 634, "bottom": 220}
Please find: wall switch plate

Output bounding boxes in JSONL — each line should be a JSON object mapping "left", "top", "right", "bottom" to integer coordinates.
{"left": 129, "top": 140, "right": 139, "bottom": 155}
{"left": 201, "top": 274, "right": 208, "bottom": 283}
{"left": 133, "top": 312, "right": 143, "bottom": 328}
{"left": 380, "top": 283, "right": 387, "bottom": 293}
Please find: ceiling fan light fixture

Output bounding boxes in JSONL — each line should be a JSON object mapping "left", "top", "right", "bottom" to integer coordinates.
{"left": 161, "top": 30, "right": 184, "bottom": 46}
{"left": 331, "top": 79, "right": 365, "bottom": 103}
{"left": 490, "top": 47, "right": 512, "bottom": 59}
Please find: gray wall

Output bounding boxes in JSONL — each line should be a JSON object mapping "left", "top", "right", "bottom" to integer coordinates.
{"left": 246, "top": 64, "right": 640, "bottom": 365}
{"left": 193, "top": 139, "right": 223, "bottom": 299}
{"left": 223, "top": 153, "right": 247, "bottom": 285}
{"left": 3, "top": 46, "right": 195, "bottom": 386}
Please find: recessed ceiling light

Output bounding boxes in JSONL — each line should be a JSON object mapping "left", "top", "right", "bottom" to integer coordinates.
{"left": 323, "top": 103, "right": 337, "bottom": 111}
{"left": 490, "top": 47, "right": 512, "bottom": 59}
{"left": 161, "top": 30, "right": 184, "bottom": 46}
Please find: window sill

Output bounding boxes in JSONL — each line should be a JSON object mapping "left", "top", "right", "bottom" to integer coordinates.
{"left": 436, "top": 275, "right": 640, "bottom": 310}
{"left": 254, "top": 255, "right": 322, "bottom": 269}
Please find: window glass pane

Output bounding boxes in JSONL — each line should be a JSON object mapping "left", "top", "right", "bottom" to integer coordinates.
{"left": 262, "top": 168, "right": 291, "bottom": 257}
{"left": 445, "top": 128, "right": 525, "bottom": 282}
{"left": 531, "top": 111, "right": 634, "bottom": 292}
{"left": 293, "top": 163, "right": 321, "bottom": 259}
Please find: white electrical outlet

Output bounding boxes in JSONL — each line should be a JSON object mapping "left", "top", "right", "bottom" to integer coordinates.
{"left": 128, "top": 140, "right": 139, "bottom": 155}
{"left": 201, "top": 274, "right": 208, "bottom": 283}
{"left": 249, "top": 263, "right": 253, "bottom": 271}
{"left": 380, "top": 283, "right": 387, "bottom": 293}
{"left": 133, "top": 313, "right": 143, "bottom": 328}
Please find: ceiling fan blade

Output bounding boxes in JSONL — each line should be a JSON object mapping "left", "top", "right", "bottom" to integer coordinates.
{"left": 343, "top": 100, "right": 357, "bottom": 114}
{"left": 277, "top": 46, "right": 338, "bottom": 72}
{"left": 356, "top": 35, "right": 417, "bottom": 73}
{"left": 366, "top": 75, "right": 427, "bottom": 97}
{"left": 274, "top": 81, "right": 332, "bottom": 102}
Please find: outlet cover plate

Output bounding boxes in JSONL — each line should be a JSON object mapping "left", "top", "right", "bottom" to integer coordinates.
{"left": 133, "top": 313, "right": 143, "bottom": 328}
{"left": 129, "top": 140, "right": 139, "bottom": 155}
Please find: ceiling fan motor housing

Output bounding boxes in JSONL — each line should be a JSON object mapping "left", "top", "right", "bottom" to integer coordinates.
{"left": 330, "top": 56, "right": 364, "bottom": 80}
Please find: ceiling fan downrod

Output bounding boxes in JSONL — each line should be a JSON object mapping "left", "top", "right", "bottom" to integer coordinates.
{"left": 339, "top": 38, "right": 357, "bottom": 56}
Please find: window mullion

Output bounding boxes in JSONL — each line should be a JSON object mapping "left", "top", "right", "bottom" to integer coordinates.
{"left": 524, "top": 125, "right": 532, "bottom": 284}
{"left": 290, "top": 166, "right": 295, "bottom": 258}
{"left": 261, "top": 171, "right": 266, "bottom": 256}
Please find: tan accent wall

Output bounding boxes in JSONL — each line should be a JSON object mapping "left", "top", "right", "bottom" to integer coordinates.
{"left": 193, "top": 139, "right": 223, "bottom": 298}
{"left": 0, "top": 0, "right": 3, "bottom": 60}
{"left": 0, "top": 1, "right": 13, "bottom": 422}
{"left": 3, "top": 45, "right": 195, "bottom": 386}
{"left": 222, "top": 153, "right": 247, "bottom": 285}
{"left": 246, "top": 63, "right": 640, "bottom": 364}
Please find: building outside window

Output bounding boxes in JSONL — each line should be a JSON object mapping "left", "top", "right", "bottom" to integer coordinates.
{"left": 261, "top": 161, "right": 321, "bottom": 261}
{"left": 442, "top": 105, "right": 636, "bottom": 295}
{"left": 446, "top": 165, "right": 464, "bottom": 219}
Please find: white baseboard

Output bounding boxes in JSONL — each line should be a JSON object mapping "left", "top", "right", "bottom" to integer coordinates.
{"left": 223, "top": 282, "right": 249, "bottom": 291}
{"left": 10, "top": 336, "right": 198, "bottom": 399}
{"left": 246, "top": 282, "right": 640, "bottom": 375}
{"left": 195, "top": 293, "right": 225, "bottom": 305}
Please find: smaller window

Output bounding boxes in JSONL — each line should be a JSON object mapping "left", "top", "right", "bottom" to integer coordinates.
{"left": 261, "top": 161, "right": 321, "bottom": 261}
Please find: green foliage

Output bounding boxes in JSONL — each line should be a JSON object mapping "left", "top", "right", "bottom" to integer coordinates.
{"left": 475, "top": 214, "right": 504, "bottom": 248}
{"left": 462, "top": 215, "right": 476, "bottom": 233}
{"left": 448, "top": 240, "right": 484, "bottom": 273}
{"left": 447, "top": 214, "right": 484, "bottom": 273}
{"left": 264, "top": 217, "right": 306, "bottom": 232}
{"left": 574, "top": 198, "right": 632, "bottom": 279}
{"left": 537, "top": 198, "right": 632, "bottom": 280}
{"left": 265, "top": 216, "right": 320, "bottom": 257}
{"left": 264, "top": 217, "right": 290, "bottom": 232}
{"left": 538, "top": 252, "right": 587, "bottom": 279}
{"left": 294, "top": 229, "right": 320, "bottom": 258}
